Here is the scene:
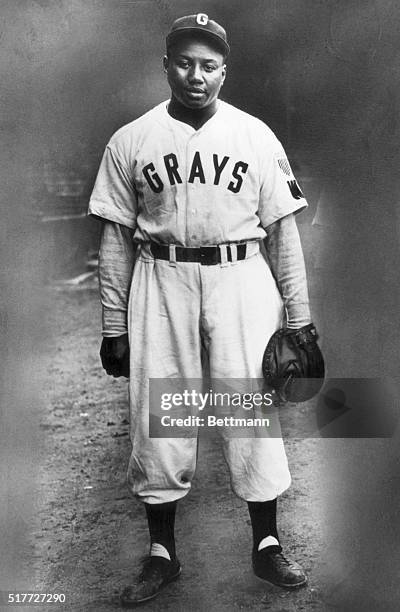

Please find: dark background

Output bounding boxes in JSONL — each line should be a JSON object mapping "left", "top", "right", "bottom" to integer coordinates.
{"left": 1, "top": 0, "right": 399, "bottom": 606}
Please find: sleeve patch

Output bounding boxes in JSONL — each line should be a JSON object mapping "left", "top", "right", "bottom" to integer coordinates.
{"left": 277, "top": 156, "right": 293, "bottom": 177}
{"left": 287, "top": 179, "right": 305, "bottom": 200}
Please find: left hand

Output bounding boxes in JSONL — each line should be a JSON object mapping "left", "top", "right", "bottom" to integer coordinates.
{"left": 262, "top": 323, "right": 325, "bottom": 402}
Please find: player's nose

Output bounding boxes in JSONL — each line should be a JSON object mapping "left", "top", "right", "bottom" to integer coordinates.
{"left": 188, "top": 64, "right": 204, "bottom": 83}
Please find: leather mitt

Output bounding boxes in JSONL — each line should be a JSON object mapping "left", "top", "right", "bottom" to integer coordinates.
{"left": 262, "top": 323, "right": 325, "bottom": 403}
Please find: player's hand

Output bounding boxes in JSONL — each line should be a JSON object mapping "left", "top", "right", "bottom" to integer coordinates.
{"left": 100, "top": 333, "right": 130, "bottom": 378}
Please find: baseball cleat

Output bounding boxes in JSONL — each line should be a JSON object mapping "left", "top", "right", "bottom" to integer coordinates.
{"left": 252, "top": 548, "right": 307, "bottom": 589}
{"left": 120, "top": 556, "right": 181, "bottom": 607}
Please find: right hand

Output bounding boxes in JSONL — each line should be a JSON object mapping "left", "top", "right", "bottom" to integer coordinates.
{"left": 100, "top": 333, "right": 130, "bottom": 378}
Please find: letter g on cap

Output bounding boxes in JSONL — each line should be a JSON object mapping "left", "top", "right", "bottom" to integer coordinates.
{"left": 196, "top": 13, "right": 208, "bottom": 25}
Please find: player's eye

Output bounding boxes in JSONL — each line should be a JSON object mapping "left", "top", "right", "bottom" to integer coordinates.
{"left": 177, "top": 60, "right": 190, "bottom": 68}
{"left": 204, "top": 64, "right": 217, "bottom": 72}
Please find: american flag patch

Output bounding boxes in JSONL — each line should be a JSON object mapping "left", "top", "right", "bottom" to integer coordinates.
{"left": 277, "top": 157, "right": 292, "bottom": 176}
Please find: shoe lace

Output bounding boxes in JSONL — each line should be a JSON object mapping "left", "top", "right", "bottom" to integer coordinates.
{"left": 273, "top": 552, "right": 295, "bottom": 568}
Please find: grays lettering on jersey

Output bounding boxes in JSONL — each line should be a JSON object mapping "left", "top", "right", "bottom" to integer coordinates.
{"left": 143, "top": 151, "right": 248, "bottom": 194}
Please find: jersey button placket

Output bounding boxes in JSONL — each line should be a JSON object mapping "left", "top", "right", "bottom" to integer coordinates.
{"left": 186, "top": 134, "right": 198, "bottom": 245}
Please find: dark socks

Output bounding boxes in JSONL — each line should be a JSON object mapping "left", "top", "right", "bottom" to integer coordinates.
{"left": 247, "top": 498, "right": 281, "bottom": 552}
{"left": 145, "top": 499, "right": 279, "bottom": 561}
{"left": 145, "top": 501, "right": 177, "bottom": 560}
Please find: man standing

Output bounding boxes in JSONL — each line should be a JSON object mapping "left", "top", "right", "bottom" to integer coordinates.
{"left": 89, "top": 13, "right": 316, "bottom": 606}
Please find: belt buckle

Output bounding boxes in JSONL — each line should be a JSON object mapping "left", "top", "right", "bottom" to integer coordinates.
{"left": 200, "top": 246, "right": 217, "bottom": 265}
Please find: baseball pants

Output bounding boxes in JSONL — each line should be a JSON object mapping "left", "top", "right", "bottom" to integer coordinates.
{"left": 127, "top": 243, "right": 291, "bottom": 504}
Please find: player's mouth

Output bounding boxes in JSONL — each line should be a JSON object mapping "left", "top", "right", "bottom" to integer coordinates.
{"left": 185, "top": 88, "right": 206, "bottom": 98}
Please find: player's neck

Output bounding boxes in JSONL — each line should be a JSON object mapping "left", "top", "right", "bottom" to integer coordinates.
{"left": 167, "top": 96, "right": 219, "bottom": 130}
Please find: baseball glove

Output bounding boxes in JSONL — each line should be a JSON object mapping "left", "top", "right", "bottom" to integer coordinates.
{"left": 262, "top": 323, "right": 325, "bottom": 403}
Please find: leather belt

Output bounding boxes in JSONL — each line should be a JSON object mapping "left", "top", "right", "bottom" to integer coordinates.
{"left": 150, "top": 242, "right": 247, "bottom": 265}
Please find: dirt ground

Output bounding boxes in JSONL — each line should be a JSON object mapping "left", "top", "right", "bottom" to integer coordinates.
{"left": 10, "top": 285, "right": 399, "bottom": 612}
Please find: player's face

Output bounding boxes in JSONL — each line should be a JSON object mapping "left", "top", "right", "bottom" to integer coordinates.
{"left": 164, "top": 37, "right": 226, "bottom": 109}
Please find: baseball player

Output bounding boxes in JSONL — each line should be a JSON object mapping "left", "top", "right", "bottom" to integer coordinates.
{"left": 89, "top": 14, "right": 319, "bottom": 606}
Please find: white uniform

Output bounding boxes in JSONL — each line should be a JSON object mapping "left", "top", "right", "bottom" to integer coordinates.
{"left": 89, "top": 99, "right": 307, "bottom": 504}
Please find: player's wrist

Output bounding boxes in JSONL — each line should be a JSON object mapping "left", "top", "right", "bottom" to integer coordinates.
{"left": 102, "top": 329, "right": 128, "bottom": 338}
{"left": 102, "top": 307, "right": 128, "bottom": 337}
{"left": 285, "top": 318, "right": 312, "bottom": 331}
{"left": 284, "top": 302, "right": 311, "bottom": 330}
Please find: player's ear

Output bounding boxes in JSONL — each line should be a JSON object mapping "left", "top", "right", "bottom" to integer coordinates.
{"left": 163, "top": 55, "right": 169, "bottom": 73}
{"left": 221, "top": 63, "right": 227, "bottom": 85}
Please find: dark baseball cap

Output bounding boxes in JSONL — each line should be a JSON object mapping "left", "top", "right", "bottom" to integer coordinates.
{"left": 166, "top": 13, "right": 230, "bottom": 57}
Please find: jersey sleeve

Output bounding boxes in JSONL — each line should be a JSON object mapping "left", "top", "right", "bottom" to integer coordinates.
{"left": 99, "top": 221, "right": 137, "bottom": 337}
{"left": 257, "top": 136, "right": 308, "bottom": 229}
{"left": 88, "top": 145, "right": 138, "bottom": 229}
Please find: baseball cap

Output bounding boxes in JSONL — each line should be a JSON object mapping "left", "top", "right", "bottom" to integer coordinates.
{"left": 166, "top": 13, "right": 230, "bottom": 57}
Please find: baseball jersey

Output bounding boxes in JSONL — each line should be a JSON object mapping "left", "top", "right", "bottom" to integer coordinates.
{"left": 88, "top": 100, "right": 307, "bottom": 246}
